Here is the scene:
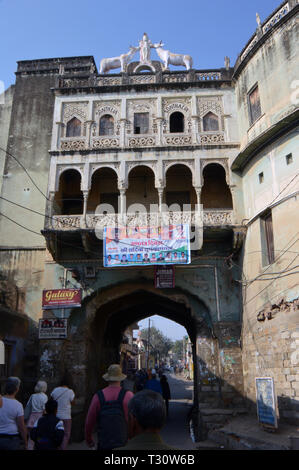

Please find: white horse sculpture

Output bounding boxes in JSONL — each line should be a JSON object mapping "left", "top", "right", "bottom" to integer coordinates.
{"left": 153, "top": 42, "right": 193, "bottom": 71}
{"left": 100, "top": 46, "right": 139, "bottom": 74}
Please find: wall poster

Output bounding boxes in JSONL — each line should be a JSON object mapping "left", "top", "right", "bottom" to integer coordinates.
{"left": 255, "top": 377, "right": 278, "bottom": 429}
{"left": 103, "top": 224, "right": 191, "bottom": 267}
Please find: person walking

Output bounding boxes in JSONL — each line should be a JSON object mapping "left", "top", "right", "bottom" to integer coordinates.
{"left": 0, "top": 377, "right": 28, "bottom": 450}
{"left": 116, "top": 389, "right": 175, "bottom": 450}
{"left": 30, "top": 398, "right": 64, "bottom": 450}
{"left": 144, "top": 369, "right": 163, "bottom": 395}
{"left": 85, "top": 364, "right": 134, "bottom": 450}
{"left": 25, "top": 380, "right": 48, "bottom": 450}
{"left": 50, "top": 376, "right": 75, "bottom": 450}
{"left": 160, "top": 375, "right": 171, "bottom": 416}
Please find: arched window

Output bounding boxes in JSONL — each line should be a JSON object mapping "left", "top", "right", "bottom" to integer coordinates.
{"left": 201, "top": 163, "right": 233, "bottom": 209}
{"left": 170, "top": 112, "right": 184, "bottom": 133}
{"left": 99, "top": 114, "right": 114, "bottom": 136}
{"left": 66, "top": 117, "right": 82, "bottom": 137}
{"left": 203, "top": 112, "right": 219, "bottom": 132}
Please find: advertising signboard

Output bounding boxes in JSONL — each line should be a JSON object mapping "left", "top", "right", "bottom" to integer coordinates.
{"left": 39, "top": 318, "right": 68, "bottom": 339}
{"left": 255, "top": 377, "right": 278, "bottom": 429}
{"left": 42, "top": 289, "right": 82, "bottom": 309}
{"left": 103, "top": 224, "right": 191, "bottom": 267}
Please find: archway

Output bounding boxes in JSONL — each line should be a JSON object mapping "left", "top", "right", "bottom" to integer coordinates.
{"left": 54, "top": 169, "right": 83, "bottom": 215}
{"left": 126, "top": 165, "right": 158, "bottom": 212}
{"left": 201, "top": 163, "right": 233, "bottom": 209}
{"left": 83, "top": 282, "right": 212, "bottom": 408}
{"left": 165, "top": 164, "right": 196, "bottom": 211}
{"left": 87, "top": 167, "right": 119, "bottom": 213}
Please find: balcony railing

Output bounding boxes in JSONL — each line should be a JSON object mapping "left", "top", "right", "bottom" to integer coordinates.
{"left": 49, "top": 210, "right": 234, "bottom": 231}
{"left": 59, "top": 131, "right": 229, "bottom": 151}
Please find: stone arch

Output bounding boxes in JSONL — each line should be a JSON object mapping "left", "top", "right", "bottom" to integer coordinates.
{"left": 66, "top": 116, "right": 82, "bottom": 137}
{"left": 202, "top": 111, "right": 220, "bottom": 132}
{"left": 88, "top": 166, "right": 119, "bottom": 214}
{"left": 79, "top": 280, "right": 212, "bottom": 399}
{"left": 126, "top": 164, "right": 158, "bottom": 211}
{"left": 169, "top": 111, "right": 185, "bottom": 133}
{"left": 55, "top": 166, "right": 84, "bottom": 192}
{"left": 201, "top": 163, "right": 233, "bottom": 209}
{"left": 99, "top": 114, "right": 114, "bottom": 136}
{"left": 165, "top": 163, "right": 196, "bottom": 210}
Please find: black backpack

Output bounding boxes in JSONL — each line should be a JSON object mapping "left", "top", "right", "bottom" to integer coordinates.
{"left": 96, "top": 388, "right": 128, "bottom": 449}
{"left": 30, "top": 415, "right": 64, "bottom": 450}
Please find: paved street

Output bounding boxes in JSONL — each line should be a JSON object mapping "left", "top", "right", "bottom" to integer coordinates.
{"left": 160, "top": 373, "right": 198, "bottom": 450}
{"left": 68, "top": 373, "right": 197, "bottom": 450}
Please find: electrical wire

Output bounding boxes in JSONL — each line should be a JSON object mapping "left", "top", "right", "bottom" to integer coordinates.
{"left": 0, "top": 146, "right": 50, "bottom": 201}
{"left": 0, "top": 195, "right": 191, "bottom": 256}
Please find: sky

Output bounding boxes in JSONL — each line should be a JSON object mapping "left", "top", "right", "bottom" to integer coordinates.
{"left": 0, "top": 0, "right": 282, "bottom": 90}
{"left": 137, "top": 315, "right": 187, "bottom": 342}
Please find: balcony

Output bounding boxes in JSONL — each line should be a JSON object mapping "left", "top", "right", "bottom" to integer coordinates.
{"left": 49, "top": 209, "right": 234, "bottom": 231}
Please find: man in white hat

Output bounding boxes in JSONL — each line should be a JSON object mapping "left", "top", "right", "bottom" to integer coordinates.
{"left": 85, "top": 364, "right": 134, "bottom": 450}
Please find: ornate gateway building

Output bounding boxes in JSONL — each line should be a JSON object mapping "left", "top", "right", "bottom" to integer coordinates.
{"left": 0, "top": 1, "right": 298, "bottom": 440}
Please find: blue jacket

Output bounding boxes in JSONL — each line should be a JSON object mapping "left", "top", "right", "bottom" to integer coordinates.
{"left": 144, "top": 378, "right": 163, "bottom": 395}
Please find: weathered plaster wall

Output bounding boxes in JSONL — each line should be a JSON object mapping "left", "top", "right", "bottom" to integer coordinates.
{"left": 0, "top": 248, "right": 46, "bottom": 322}
{"left": 0, "top": 73, "right": 56, "bottom": 247}
{"left": 0, "top": 85, "right": 14, "bottom": 190}
{"left": 235, "top": 11, "right": 298, "bottom": 151}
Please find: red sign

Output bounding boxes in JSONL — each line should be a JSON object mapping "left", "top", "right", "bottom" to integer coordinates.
{"left": 42, "top": 289, "right": 82, "bottom": 309}
{"left": 154, "top": 266, "right": 175, "bottom": 288}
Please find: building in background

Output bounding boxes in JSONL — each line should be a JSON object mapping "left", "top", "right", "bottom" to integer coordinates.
{"left": 0, "top": 1, "right": 298, "bottom": 438}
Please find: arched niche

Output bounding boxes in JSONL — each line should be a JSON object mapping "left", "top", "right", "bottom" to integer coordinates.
{"left": 87, "top": 167, "right": 119, "bottom": 214}
{"left": 169, "top": 111, "right": 185, "bottom": 133}
{"left": 202, "top": 111, "right": 219, "bottom": 132}
{"left": 201, "top": 163, "right": 233, "bottom": 209}
{"left": 99, "top": 114, "right": 114, "bottom": 136}
{"left": 126, "top": 165, "right": 158, "bottom": 212}
{"left": 66, "top": 117, "right": 82, "bottom": 137}
{"left": 165, "top": 164, "right": 196, "bottom": 211}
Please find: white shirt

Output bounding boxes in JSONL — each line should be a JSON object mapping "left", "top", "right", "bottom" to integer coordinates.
{"left": 0, "top": 397, "right": 24, "bottom": 435}
{"left": 31, "top": 392, "right": 48, "bottom": 413}
{"left": 51, "top": 387, "right": 75, "bottom": 420}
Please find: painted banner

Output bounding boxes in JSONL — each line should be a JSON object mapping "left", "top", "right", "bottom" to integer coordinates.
{"left": 42, "top": 289, "right": 82, "bottom": 309}
{"left": 255, "top": 377, "right": 278, "bottom": 428}
{"left": 39, "top": 318, "right": 68, "bottom": 339}
{"left": 103, "top": 224, "right": 191, "bottom": 267}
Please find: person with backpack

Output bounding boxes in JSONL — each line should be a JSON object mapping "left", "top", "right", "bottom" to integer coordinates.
{"left": 84, "top": 364, "right": 134, "bottom": 450}
{"left": 30, "top": 399, "right": 64, "bottom": 450}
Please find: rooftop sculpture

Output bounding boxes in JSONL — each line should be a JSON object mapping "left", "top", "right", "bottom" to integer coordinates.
{"left": 99, "top": 33, "right": 193, "bottom": 74}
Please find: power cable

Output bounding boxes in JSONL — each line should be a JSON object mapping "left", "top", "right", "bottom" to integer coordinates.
{"left": 0, "top": 146, "right": 50, "bottom": 201}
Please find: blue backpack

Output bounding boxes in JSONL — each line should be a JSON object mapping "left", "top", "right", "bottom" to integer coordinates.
{"left": 96, "top": 388, "right": 128, "bottom": 449}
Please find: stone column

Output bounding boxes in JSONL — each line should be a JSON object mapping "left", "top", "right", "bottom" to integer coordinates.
{"left": 119, "top": 119, "right": 127, "bottom": 148}
{"left": 156, "top": 117, "right": 164, "bottom": 146}
{"left": 157, "top": 188, "right": 164, "bottom": 213}
{"left": 118, "top": 188, "right": 127, "bottom": 227}
{"left": 194, "top": 186, "right": 202, "bottom": 212}
{"left": 82, "top": 190, "right": 89, "bottom": 228}
{"left": 48, "top": 192, "right": 55, "bottom": 229}
{"left": 85, "top": 120, "right": 95, "bottom": 149}
{"left": 191, "top": 116, "right": 199, "bottom": 144}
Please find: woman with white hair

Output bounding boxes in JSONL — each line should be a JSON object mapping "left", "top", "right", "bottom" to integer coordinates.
{"left": 25, "top": 380, "right": 48, "bottom": 450}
